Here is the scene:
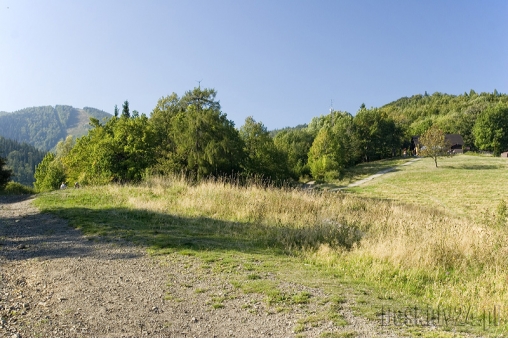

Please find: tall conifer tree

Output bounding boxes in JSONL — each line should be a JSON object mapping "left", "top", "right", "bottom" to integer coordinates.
{"left": 122, "top": 101, "right": 130, "bottom": 118}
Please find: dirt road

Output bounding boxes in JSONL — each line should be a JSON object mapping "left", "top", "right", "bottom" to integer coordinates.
{"left": 0, "top": 195, "right": 388, "bottom": 337}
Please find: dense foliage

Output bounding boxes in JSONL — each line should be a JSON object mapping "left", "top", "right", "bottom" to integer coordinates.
{"left": 11, "top": 88, "right": 508, "bottom": 190}
{"left": 380, "top": 90, "right": 508, "bottom": 151}
{"left": 273, "top": 128, "right": 314, "bottom": 179}
{"left": 149, "top": 88, "right": 245, "bottom": 180}
{"left": 0, "top": 136, "right": 46, "bottom": 186}
{"left": 472, "top": 102, "right": 508, "bottom": 156}
{"left": 61, "top": 115, "right": 156, "bottom": 185}
{"left": 240, "top": 117, "right": 290, "bottom": 181}
{"left": 34, "top": 152, "right": 66, "bottom": 192}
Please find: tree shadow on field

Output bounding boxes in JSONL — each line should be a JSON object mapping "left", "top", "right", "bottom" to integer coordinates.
{"left": 1, "top": 204, "right": 362, "bottom": 262}
{"left": 442, "top": 164, "right": 504, "bottom": 170}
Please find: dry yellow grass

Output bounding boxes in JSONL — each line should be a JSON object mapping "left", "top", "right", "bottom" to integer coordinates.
{"left": 57, "top": 156, "right": 508, "bottom": 323}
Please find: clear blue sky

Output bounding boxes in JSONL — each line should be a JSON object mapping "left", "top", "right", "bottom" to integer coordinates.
{"left": 1, "top": 0, "right": 506, "bottom": 130}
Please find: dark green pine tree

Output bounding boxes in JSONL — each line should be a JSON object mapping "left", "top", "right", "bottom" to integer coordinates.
{"left": 0, "top": 156, "right": 13, "bottom": 190}
{"left": 122, "top": 101, "right": 130, "bottom": 118}
{"left": 114, "top": 104, "right": 119, "bottom": 117}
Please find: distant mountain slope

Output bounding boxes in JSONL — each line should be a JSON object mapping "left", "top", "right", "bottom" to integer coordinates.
{"left": 0, "top": 136, "right": 46, "bottom": 187}
{"left": 0, "top": 105, "right": 111, "bottom": 151}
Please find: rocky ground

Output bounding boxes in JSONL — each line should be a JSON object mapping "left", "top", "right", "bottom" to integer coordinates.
{"left": 0, "top": 195, "right": 391, "bottom": 338}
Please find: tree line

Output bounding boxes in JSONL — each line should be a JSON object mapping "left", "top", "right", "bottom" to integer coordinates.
{"left": 0, "top": 136, "right": 46, "bottom": 187}
{"left": 381, "top": 90, "right": 508, "bottom": 154}
{"left": 30, "top": 87, "right": 508, "bottom": 191}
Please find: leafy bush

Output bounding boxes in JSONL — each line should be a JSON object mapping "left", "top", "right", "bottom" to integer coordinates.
{"left": 34, "top": 152, "right": 66, "bottom": 192}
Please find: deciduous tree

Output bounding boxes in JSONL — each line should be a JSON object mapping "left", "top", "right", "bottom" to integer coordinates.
{"left": 149, "top": 88, "right": 244, "bottom": 179}
{"left": 473, "top": 103, "right": 508, "bottom": 156}
{"left": 419, "top": 125, "right": 450, "bottom": 167}
{"left": 273, "top": 128, "right": 314, "bottom": 180}
{"left": 306, "top": 111, "right": 357, "bottom": 181}
{"left": 64, "top": 114, "right": 156, "bottom": 184}
{"left": 307, "top": 127, "right": 340, "bottom": 181}
{"left": 34, "top": 152, "right": 66, "bottom": 191}
{"left": 239, "top": 117, "right": 290, "bottom": 182}
{"left": 353, "top": 107, "right": 402, "bottom": 162}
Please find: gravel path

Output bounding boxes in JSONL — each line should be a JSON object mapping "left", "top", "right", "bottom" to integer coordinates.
{"left": 345, "top": 158, "right": 421, "bottom": 188}
{"left": 0, "top": 195, "right": 390, "bottom": 338}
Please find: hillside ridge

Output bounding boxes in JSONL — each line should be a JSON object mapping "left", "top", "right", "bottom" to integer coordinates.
{"left": 0, "top": 105, "right": 111, "bottom": 151}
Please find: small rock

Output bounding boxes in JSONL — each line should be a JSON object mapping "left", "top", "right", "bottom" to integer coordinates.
{"left": 191, "top": 317, "right": 197, "bottom": 323}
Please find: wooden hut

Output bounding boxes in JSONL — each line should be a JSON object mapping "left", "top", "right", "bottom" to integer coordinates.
{"left": 411, "top": 134, "right": 464, "bottom": 154}
{"left": 445, "top": 134, "right": 464, "bottom": 153}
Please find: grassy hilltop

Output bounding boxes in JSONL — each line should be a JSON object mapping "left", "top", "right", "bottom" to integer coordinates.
{"left": 35, "top": 154, "right": 508, "bottom": 336}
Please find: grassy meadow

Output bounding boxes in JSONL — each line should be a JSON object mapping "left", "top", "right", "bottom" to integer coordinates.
{"left": 34, "top": 154, "right": 508, "bottom": 336}
{"left": 347, "top": 154, "right": 508, "bottom": 221}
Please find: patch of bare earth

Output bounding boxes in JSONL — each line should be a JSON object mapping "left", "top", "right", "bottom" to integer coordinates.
{"left": 0, "top": 196, "right": 390, "bottom": 337}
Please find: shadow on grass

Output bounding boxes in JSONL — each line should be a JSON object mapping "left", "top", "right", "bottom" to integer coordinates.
{"left": 442, "top": 164, "right": 505, "bottom": 170}
{"left": 1, "top": 203, "right": 362, "bottom": 261}
{"left": 80, "top": 206, "right": 359, "bottom": 252}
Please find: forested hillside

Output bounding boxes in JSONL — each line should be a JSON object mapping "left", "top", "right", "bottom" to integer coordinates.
{"left": 0, "top": 136, "right": 46, "bottom": 186}
{"left": 380, "top": 90, "right": 508, "bottom": 149}
{"left": 0, "top": 105, "right": 111, "bottom": 151}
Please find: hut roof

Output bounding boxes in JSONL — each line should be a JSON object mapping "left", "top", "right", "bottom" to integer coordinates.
{"left": 445, "top": 134, "right": 464, "bottom": 146}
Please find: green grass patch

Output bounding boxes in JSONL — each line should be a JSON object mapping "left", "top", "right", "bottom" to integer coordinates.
{"left": 241, "top": 279, "right": 279, "bottom": 295}
{"left": 247, "top": 274, "right": 262, "bottom": 280}
{"left": 347, "top": 154, "right": 508, "bottom": 221}
{"left": 292, "top": 291, "right": 311, "bottom": 304}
